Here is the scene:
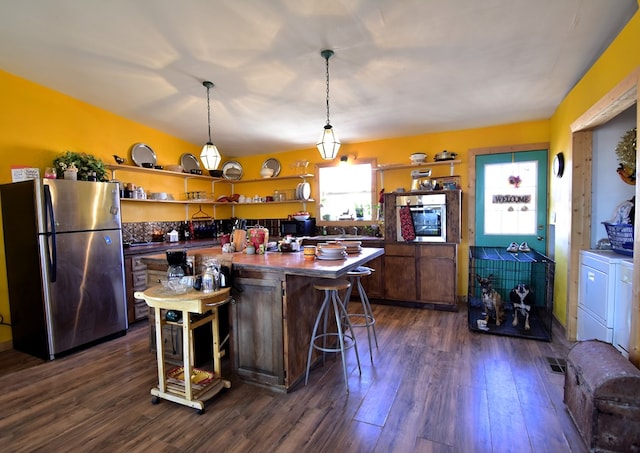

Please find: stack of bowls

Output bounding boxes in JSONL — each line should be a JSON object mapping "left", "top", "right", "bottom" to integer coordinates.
{"left": 338, "top": 241, "right": 362, "bottom": 254}
{"left": 316, "top": 244, "right": 347, "bottom": 260}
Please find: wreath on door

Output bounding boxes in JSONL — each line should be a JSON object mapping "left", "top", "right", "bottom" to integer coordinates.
{"left": 615, "top": 127, "right": 636, "bottom": 185}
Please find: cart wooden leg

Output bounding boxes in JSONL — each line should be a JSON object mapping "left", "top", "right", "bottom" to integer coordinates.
{"left": 211, "top": 307, "right": 231, "bottom": 389}
{"left": 154, "top": 307, "right": 166, "bottom": 394}
{"left": 182, "top": 309, "right": 193, "bottom": 401}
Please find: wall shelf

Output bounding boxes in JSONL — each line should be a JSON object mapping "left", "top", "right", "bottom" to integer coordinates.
{"left": 230, "top": 173, "right": 314, "bottom": 184}
{"left": 373, "top": 160, "right": 461, "bottom": 173}
{"left": 106, "top": 163, "right": 225, "bottom": 181}
{"left": 373, "top": 160, "right": 461, "bottom": 187}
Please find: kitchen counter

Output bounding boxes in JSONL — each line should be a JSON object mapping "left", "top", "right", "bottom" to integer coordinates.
{"left": 141, "top": 246, "right": 384, "bottom": 391}
{"left": 123, "top": 238, "right": 220, "bottom": 257}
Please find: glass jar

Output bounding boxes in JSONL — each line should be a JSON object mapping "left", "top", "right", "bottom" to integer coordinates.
{"left": 201, "top": 259, "right": 220, "bottom": 293}
{"left": 167, "top": 264, "right": 185, "bottom": 281}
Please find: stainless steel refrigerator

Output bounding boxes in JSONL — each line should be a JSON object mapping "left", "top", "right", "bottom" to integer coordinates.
{"left": 0, "top": 179, "right": 127, "bottom": 360}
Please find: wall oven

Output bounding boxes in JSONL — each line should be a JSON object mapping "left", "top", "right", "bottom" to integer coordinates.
{"left": 396, "top": 193, "right": 447, "bottom": 242}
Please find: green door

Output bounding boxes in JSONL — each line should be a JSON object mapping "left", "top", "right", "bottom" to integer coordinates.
{"left": 475, "top": 150, "right": 548, "bottom": 252}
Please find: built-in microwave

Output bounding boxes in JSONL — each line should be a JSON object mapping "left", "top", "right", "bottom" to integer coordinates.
{"left": 396, "top": 193, "right": 447, "bottom": 242}
{"left": 280, "top": 218, "right": 316, "bottom": 237}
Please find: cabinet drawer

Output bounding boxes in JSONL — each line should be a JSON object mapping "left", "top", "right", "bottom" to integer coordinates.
{"left": 418, "top": 243, "right": 456, "bottom": 259}
{"left": 132, "top": 270, "right": 148, "bottom": 289}
{"left": 385, "top": 243, "right": 415, "bottom": 257}
{"left": 134, "top": 299, "right": 149, "bottom": 320}
{"left": 131, "top": 257, "right": 147, "bottom": 271}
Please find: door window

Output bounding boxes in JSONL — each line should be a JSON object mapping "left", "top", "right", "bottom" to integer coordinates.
{"left": 475, "top": 150, "right": 548, "bottom": 250}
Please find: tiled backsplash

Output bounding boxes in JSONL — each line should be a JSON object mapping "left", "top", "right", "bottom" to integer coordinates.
{"left": 122, "top": 219, "right": 381, "bottom": 243}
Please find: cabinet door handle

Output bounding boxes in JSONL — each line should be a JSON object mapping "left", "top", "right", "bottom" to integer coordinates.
{"left": 587, "top": 271, "right": 595, "bottom": 282}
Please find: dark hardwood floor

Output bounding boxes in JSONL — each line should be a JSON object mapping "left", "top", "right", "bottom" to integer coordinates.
{"left": 0, "top": 304, "right": 586, "bottom": 452}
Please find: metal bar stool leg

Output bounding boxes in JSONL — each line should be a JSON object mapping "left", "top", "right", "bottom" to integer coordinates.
{"left": 344, "top": 268, "right": 378, "bottom": 362}
{"left": 305, "top": 279, "right": 361, "bottom": 392}
{"left": 305, "top": 290, "right": 330, "bottom": 385}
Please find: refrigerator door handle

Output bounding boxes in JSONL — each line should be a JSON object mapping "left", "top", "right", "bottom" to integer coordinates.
{"left": 44, "top": 184, "right": 57, "bottom": 282}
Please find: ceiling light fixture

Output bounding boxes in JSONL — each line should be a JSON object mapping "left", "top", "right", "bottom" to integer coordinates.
{"left": 199, "top": 80, "right": 221, "bottom": 170}
{"left": 316, "top": 49, "right": 341, "bottom": 160}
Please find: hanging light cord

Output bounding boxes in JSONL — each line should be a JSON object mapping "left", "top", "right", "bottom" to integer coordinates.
{"left": 206, "top": 83, "right": 212, "bottom": 143}
{"left": 324, "top": 53, "right": 331, "bottom": 126}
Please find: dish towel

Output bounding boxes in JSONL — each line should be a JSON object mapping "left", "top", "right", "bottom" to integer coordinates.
{"left": 399, "top": 205, "right": 416, "bottom": 241}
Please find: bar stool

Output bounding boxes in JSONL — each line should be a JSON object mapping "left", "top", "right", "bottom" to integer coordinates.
{"left": 305, "top": 279, "right": 362, "bottom": 392}
{"left": 342, "top": 266, "right": 378, "bottom": 362}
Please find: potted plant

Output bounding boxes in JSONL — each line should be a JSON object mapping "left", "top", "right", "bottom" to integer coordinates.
{"left": 53, "top": 151, "right": 108, "bottom": 181}
{"left": 615, "top": 127, "right": 636, "bottom": 185}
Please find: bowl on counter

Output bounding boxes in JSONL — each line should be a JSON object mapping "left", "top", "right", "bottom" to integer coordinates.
{"left": 293, "top": 214, "right": 310, "bottom": 221}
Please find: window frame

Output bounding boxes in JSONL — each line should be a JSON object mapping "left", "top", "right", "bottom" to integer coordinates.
{"left": 313, "top": 158, "right": 378, "bottom": 226}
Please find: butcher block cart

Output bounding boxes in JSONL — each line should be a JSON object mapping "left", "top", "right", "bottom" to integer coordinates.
{"left": 134, "top": 286, "right": 232, "bottom": 413}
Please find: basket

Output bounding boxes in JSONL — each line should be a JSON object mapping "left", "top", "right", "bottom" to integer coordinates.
{"left": 603, "top": 222, "right": 634, "bottom": 256}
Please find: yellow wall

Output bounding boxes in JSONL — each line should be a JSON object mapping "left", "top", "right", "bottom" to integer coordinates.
{"left": 1, "top": 7, "right": 638, "bottom": 344}
{"left": 549, "top": 10, "right": 640, "bottom": 326}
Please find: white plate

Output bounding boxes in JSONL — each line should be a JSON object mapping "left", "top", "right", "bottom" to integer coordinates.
{"left": 180, "top": 153, "right": 201, "bottom": 172}
{"left": 262, "top": 158, "right": 281, "bottom": 177}
{"left": 295, "top": 182, "right": 302, "bottom": 199}
{"left": 222, "top": 161, "right": 243, "bottom": 180}
{"left": 315, "top": 254, "right": 347, "bottom": 261}
{"left": 130, "top": 143, "right": 156, "bottom": 167}
{"left": 300, "top": 182, "right": 311, "bottom": 200}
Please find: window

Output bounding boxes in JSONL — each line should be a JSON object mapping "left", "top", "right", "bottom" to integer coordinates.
{"left": 316, "top": 159, "right": 377, "bottom": 222}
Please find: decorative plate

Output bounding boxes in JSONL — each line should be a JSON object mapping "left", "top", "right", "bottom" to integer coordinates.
{"left": 130, "top": 143, "right": 157, "bottom": 167}
{"left": 300, "top": 181, "right": 311, "bottom": 200}
{"left": 262, "top": 158, "right": 281, "bottom": 177}
{"left": 180, "top": 153, "right": 201, "bottom": 172}
{"left": 222, "top": 161, "right": 243, "bottom": 180}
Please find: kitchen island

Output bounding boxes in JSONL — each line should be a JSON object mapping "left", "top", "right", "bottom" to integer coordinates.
{"left": 142, "top": 246, "right": 384, "bottom": 392}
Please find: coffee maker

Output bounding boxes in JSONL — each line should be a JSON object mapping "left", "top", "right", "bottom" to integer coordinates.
{"left": 166, "top": 249, "right": 188, "bottom": 280}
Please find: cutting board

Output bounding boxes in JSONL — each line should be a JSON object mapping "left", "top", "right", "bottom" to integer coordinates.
{"left": 232, "top": 228, "right": 246, "bottom": 251}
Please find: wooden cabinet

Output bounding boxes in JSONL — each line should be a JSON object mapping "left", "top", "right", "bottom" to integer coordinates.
{"left": 231, "top": 268, "right": 285, "bottom": 388}
{"left": 383, "top": 243, "right": 457, "bottom": 310}
{"left": 124, "top": 255, "right": 149, "bottom": 323}
{"left": 359, "top": 253, "right": 385, "bottom": 299}
{"left": 384, "top": 243, "right": 417, "bottom": 301}
{"left": 416, "top": 244, "right": 456, "bottom": 307}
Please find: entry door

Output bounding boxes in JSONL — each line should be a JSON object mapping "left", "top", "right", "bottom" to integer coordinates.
{"left": 475, "top": 150, "right": 548, "bottom": 252}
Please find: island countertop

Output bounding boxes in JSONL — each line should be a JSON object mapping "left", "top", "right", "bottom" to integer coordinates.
{"left": 141, "top": 246, "right": 384, "bottom": 279}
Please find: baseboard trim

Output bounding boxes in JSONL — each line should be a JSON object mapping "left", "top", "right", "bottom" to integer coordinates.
{"left": 0, "top": 340, "right": 13, "bottom": 352}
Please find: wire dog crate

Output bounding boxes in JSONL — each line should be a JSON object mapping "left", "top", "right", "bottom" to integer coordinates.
{"left": 468, "top": 246, "right": 554, "bottom": 341}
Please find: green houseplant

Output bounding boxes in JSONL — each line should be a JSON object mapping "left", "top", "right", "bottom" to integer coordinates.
{"left": 53, "top": 151, "right": 108, "bottom": 181}
{"left": 615, "top": 127, "right": 636, "bottom": 185}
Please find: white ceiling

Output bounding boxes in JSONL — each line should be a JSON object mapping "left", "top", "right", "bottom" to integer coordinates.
{"left": 0, "top": 0, "right": 636, "bottom": 158}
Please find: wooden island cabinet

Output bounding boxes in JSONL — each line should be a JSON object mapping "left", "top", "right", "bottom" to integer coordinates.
{"left": 382, "top": 243, "right": 457, "bottom": 310}
{"left": 141, "top": 247, "right": 384, "bottom": 392}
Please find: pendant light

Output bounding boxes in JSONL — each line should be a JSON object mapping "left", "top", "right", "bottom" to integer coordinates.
{"left": 200, "top": 80, "right": 221, "bottom": 170}
{"left": 316, "top": 49, "right": 341, "bottom": 160}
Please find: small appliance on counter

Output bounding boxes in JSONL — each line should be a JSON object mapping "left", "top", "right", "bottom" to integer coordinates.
{"left": 280, "top": 218, "right": 316, "bottom": 237}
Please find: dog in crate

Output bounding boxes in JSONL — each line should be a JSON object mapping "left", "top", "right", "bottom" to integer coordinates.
{"left": 475, "top": 274, "right": 504, "bottom": 326}
{"left": 510, "top": 283, "right": 534, "bottom": 331}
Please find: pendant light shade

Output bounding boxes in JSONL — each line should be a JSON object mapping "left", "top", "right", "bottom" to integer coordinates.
{"left": 200, "top": 81, "right": 221, "bottom": 171}
{"left": 317, "top": 49, "right": 340, "bottom": 160}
